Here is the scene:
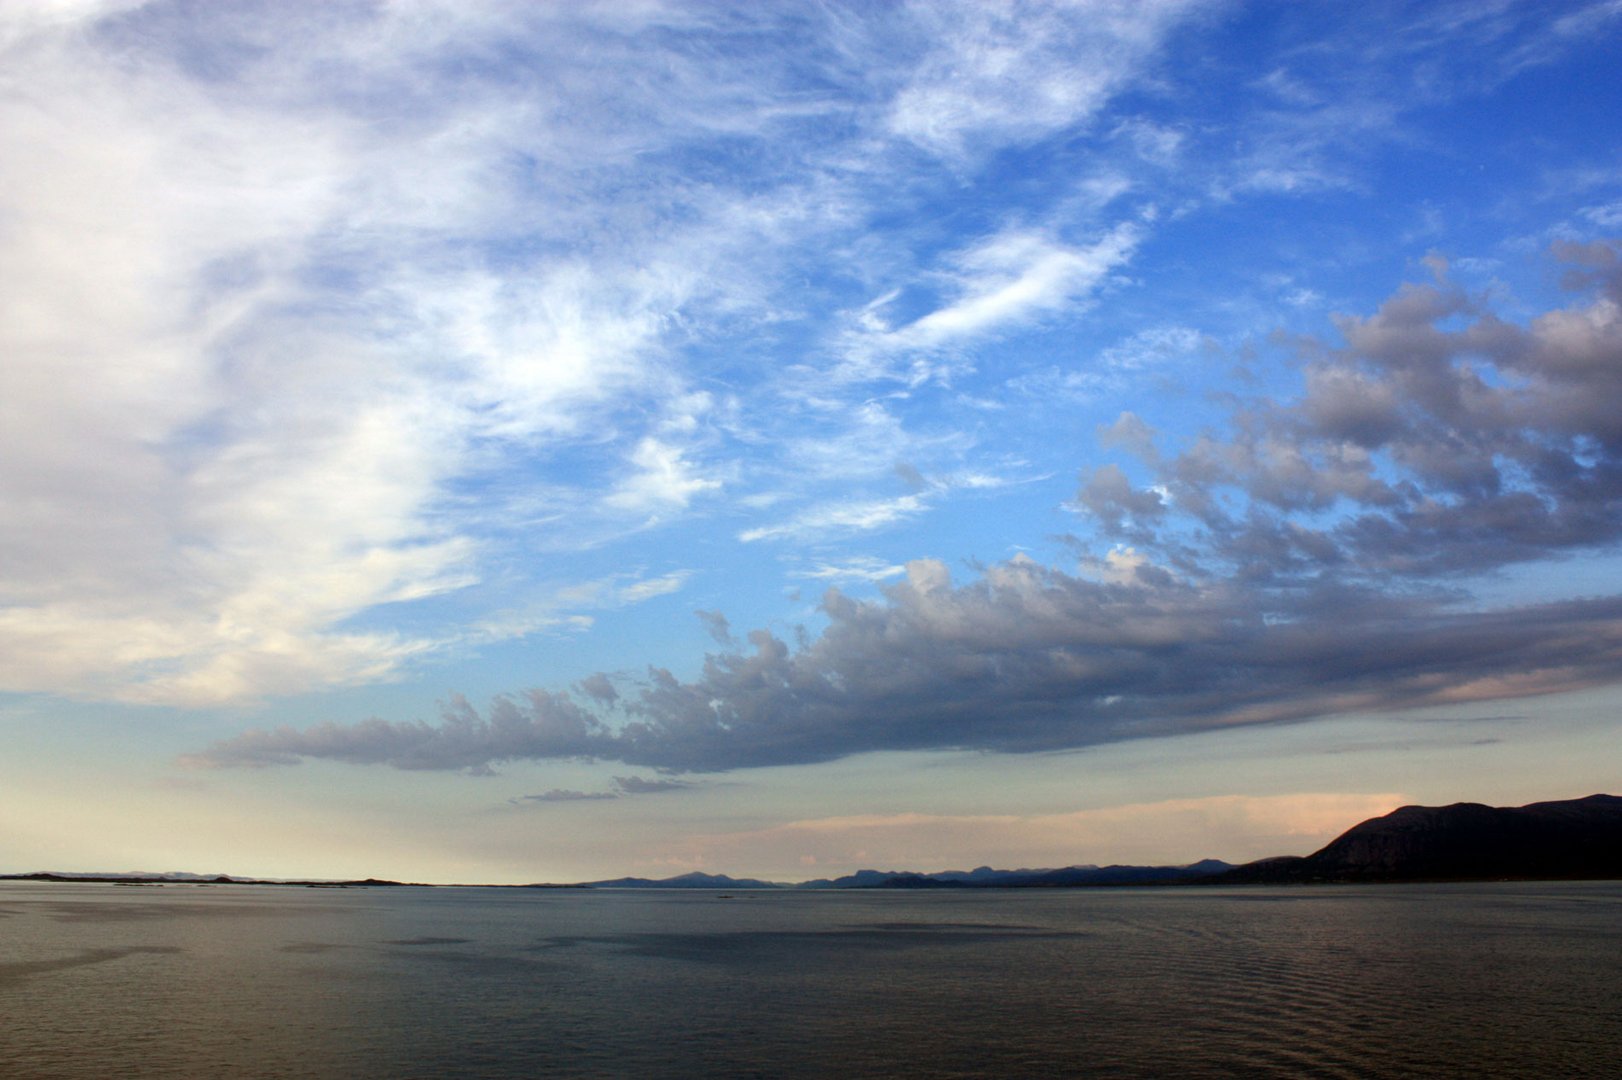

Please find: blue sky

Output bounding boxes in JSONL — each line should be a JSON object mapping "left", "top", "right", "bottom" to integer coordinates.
{"left": 3, "top": 0, "right": 1621, "bottom": 882}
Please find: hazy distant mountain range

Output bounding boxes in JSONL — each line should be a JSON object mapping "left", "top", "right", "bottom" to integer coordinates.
{"left": 581, "top": 860, "right": 1237, "bottom": 890}
{"left": 584, "top": 794, "right": 1622, "bottom": 887}
{"left": 7, "top": 795, "right": 1618, "bottom": 889}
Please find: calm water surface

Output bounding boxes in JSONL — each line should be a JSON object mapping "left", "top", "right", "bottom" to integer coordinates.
{"left": 1, "top": 880, "right": 1618, "bottom": 1078}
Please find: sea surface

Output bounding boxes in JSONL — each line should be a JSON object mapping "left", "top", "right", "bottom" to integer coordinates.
{"left": 1, "top": 879, "right": 1618, "bottom": 1078}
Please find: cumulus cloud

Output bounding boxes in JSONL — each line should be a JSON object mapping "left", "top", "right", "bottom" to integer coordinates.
{"left": 188, "top": 563, "right": 1622, "bottom": 773}
{"left": 195, "top": 552, "right": 1622, "bottom": 773}
{"left": 186, "top": 690, "right": 613, "bottom": 772}
{"left": 189, "top": 246, "right": 1622, "bottom": 773}
{"left": 1083, "top": 242, "right": 1622, "bottom": 580}
{"left": 695, "top": 610, "right": 734, "bottom": 647}
{"left": 576, "top": 673, "right": 620, "bottom": 705}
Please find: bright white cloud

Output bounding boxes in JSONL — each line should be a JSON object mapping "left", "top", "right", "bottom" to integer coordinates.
{"left": 887, "top": 0, "right": 1204, "bottom": 159}
{"left": 0, "top": 3, "right": 1204, "bottom": 705}
{"left": 852, "top": 223, "right": 1141, "bottom": 362}
{"left": 616, "top": 572, "right": 693, "bottom": 604}
{"left": 739, "top": 495, "right": 928, "bottom": 543}
{"left": 0, "top": 7, "right": 777, "bottom": 703}
{"left": 791, "top": 556, "right": 909, "bottom": 583}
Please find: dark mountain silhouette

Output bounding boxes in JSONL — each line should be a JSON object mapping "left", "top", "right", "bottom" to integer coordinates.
{"left": 1212, "top": 794, "right": 1622, "bottom": 884}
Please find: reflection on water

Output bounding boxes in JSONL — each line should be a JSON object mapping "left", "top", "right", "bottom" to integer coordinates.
{"left": 1, "top": 881, "right": 1618, "bottom": 1078}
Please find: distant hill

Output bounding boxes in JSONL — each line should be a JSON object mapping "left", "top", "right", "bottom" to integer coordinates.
{"left": 1212, "top": 794, "right": 1622, "bottom": 884}
{"left": 11, "top": 795, "right": 1617, "bottom": 890}
{"left": 797, "top": 860, "right": 1233, "bottom": 889}
{"left": 576, "top": 862, "right": 1237, "bottom": 890}
{"left": 582, "top": 871, "right": 783, "bottom": 889}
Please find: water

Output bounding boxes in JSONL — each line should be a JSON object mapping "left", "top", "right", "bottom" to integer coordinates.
{"left": 2, "top": 881, "right": 1618, "bottom": 1078}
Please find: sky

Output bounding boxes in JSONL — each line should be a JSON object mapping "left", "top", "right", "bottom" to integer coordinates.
{"left": 3, "top": 0, "right": 1621, "bottom": 884}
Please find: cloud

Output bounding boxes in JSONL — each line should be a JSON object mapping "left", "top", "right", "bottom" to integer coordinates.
{"left": 885, "top": 0, "right": 1204, "bottom": 159}
{"left": 617, "top": 572, "right": 693, "bottom": 605}
{"left": 723, "top": 399, "right": 977, "bottom": 545}
{"left": 603, "top": 438, "right": 724, "bottom": 515}
{"left": 852, "top": 223, "right": 1141, "bottom": 361}
{"left": 790, "top": 556, "right": 909, "bottom": 583}
{"left": 187, "top": 560, "right": 1622, "bottom": 775}
{"left": 603, "top": 394, "right": 727, "bottom": 515}
{"left": 695, "top": 610, "right": 734, "bottom": 646}
{"left": 1006, "top": 325, "right": 1204, "bottom": 402}
{"left": 1097, "top": 325, "right": 1208, "bottom": 371}
{"left": 613, "top": 775, "right": 697, "bottom": 795}
{"left": 455, "top": 571, "right": 689, "bottom": 652}
{"left": 0, "top": 4, "right": 748, "bottom": 704}
{"left": 731, "top": 401, "right": 1034, "bottom": 546}
{"left": 188, "top": 245, "right": 1622, "bottom": 774}
{"left": 511, "top": 789, "right": 618, "bottom": 805}
{"left": 1, "top": 3, "right": 1213, "bottom": 706}
{"left": 506, "top": 773, "right": 695, "bottom": 805}
{"left": 185, "top": 690, "right": 614, "bottom": 772}
{"left": 738, "top": 494, "right": 928, "bottom": 544}
{"left": 1201, "top": 3, "right": 1622, "bottom": 208}
{"left": 1084, "top": 242, "right": 1622, "bottom": 580}
{"left": 576, "top": 673, "right": 620, "bottom": 705}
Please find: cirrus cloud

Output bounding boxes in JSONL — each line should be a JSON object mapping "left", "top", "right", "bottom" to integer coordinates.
{"left": 1, "top": 1, "right": 1208, "bottom": 707}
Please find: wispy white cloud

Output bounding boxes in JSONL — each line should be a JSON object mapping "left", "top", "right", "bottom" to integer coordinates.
{"left": 1, "top": 1, "right": 1208, "bottom": 706}
{"left": 886, "top": 0, "right": 1206, "bottom": 160}
{"left": 478, "top": 569, "right": 694, "bottom": 639}
{"left": 0, "top": 5, "right": 809, "bottom": 702}
{"left": 847, "top": 223, "right": 1141, "bottom": 368}
{"left": 739, "top": 495, "right": 928, "bottom": 544}
{"left": 605, "top": 438, "right": 724, "bottom": 515}
{"left": 737, "top": 459, "right": 1039, "bottom": 547}
{"left": 617, "top": 572, "right": 694, "bottom": 605}
{"left": 790, "top": 556, "right": 909, "bottom": 583}
{"left": 1008, "top": 324, "right": 1206, "bottom": 401}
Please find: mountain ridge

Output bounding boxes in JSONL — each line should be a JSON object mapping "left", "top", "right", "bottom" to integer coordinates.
{"left": 7, "top": 795, "right": 1617, "bottom": 888}
{"left": 1211, "top": 793, "right": 1622, "bottom": 884}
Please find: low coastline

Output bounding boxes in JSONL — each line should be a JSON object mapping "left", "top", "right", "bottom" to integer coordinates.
{"left": 12, "top": 792, "right": 1618, "bottom": 891}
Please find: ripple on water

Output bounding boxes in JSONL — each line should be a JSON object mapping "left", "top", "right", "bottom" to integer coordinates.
{"left": 0, "top": 882, "right": 1617, "bottom": 1079}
